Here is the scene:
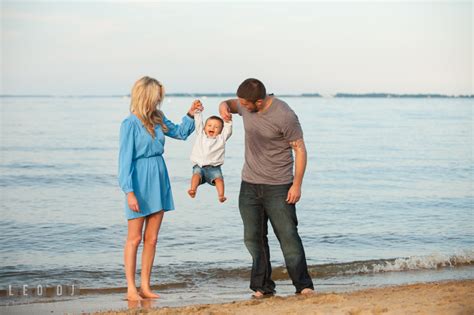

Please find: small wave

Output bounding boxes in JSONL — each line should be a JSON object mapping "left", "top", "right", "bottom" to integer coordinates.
{"left": 323, "top": 251, "right": 474, "bottom": 277}
{"left": 272, "top": 252, "right": 474, "bottom": 279}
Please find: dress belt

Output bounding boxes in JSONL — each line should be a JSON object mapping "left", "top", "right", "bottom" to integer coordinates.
{"left": 135, "top": 155, "right": 163, "bottom": 161}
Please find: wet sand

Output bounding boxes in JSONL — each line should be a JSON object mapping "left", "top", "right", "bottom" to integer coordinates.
{"left": 97, "top": 280, "right": 474, "bottom": 315}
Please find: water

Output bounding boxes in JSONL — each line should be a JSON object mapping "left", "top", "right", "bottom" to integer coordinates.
{"left": 0, "top": 96, "right": 473, "bottom": 309}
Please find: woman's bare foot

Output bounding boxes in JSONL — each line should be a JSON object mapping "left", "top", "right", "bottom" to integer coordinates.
{"left": 139, "top": 289, "right": 160, "bottom": 299}
{"left": 300, "top": 288, "right": 315, "bottom": 295}
{"left": 218, "top": 195, "right": 227, "bottom": 203}
{"left": 127, "top": 290, "right": 143, "bottom": 301}
{"left": 188, "top": 189, "right": 196, "bottom": 198}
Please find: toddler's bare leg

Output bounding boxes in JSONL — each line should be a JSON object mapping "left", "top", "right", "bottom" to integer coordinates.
{"left": 214, "top": 178, "right": 226, "bottom": 203}
{"left": 188, "top": 174, "right": 201, "bottom": 198}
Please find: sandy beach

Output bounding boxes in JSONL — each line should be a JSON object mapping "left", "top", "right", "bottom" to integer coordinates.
{"left": 95, "top": 279, "right": 474, "bottom": 315}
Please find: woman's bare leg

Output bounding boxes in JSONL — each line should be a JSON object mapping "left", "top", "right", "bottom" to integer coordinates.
{"left": 214, "top": 178, "right": 226, "bottom": 202}
{"left": 124, "top": 217, "right": 145, "bottom": 301}
{"left": 140, "top": 211, "right": 164, "bottom": 298}
{"left": 188, "top": 174, "right": 201, "bottom": 198}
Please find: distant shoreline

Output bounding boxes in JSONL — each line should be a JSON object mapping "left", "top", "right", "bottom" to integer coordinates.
{"left": 1, "top": 93, "right": 472, "bottom": 98}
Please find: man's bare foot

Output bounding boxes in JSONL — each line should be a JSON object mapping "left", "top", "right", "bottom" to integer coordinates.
{"left": 127, "top": 300, "right": 139, "bottom": 308}
{"left": 218, "top": 195, "right": 227, "bottom": 203}
{"left": 300, "top": 288, "right": 315, "bottom": 295}
{"left": 252, "top": 291, "right": 274, "bottom": 299}
{"left": 127, "top": 290, "right": 143, "bottom": 301}
{"left": 188, "top": 189, "right": 196, "bottom": 198}
{"left": 139, "top": 289, "right": 160, "bottom": 299}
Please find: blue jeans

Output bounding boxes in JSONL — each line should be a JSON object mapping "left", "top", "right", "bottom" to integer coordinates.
{"left": 192, "top": 165, "right": 223, "bottom": 186}
{"left": 239, "top": 181, "right": 314, "bottom": 294}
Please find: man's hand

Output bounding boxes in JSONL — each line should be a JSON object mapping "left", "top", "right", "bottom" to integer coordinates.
{"left": 219, "top": 101, "right": 232, "bottom": 122}
{"left": 288, "top": 138, "right": 307, "bottom": 204}
{"left": 127, "top": 192, "right": 140, "bottom": 212}
{"left": 286, "top": 184, "right": 301, "bottom": 204}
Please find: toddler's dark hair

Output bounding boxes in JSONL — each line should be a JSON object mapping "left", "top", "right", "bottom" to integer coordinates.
{"left": 206, "top": 116, "right": 224, "bottom": 127}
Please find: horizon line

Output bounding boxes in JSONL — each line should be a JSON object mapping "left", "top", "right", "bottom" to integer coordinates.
{"left": 0, "top": 92, "right": 473, "bottom": 99}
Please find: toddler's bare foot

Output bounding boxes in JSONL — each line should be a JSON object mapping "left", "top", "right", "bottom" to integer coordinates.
{"left": 188, "top": 189, "right": 196, "bottom": 198}
{"left": 139, "top": 289, "right": 160, "bottom": 299}
{"left": 218, "top": 195, "right": 227, "bottom": 203}
{"left": 127, "top": 290, "right": 143, "bottom": 301}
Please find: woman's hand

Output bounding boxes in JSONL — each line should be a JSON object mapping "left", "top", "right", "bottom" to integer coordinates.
{"left": 127, "top": 192, "right": 140, "bottom": 212}
{"left": 188, "top": 99, "right": 204, "bottom": 117}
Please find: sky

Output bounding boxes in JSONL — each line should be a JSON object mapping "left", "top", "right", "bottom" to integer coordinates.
{"left": 1, "top": 1, "right": 472, "bottom": 95}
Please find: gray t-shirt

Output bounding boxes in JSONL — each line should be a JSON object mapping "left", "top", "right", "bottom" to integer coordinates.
{"left": 238, "top": 97, "right": 303, "bottom": 185}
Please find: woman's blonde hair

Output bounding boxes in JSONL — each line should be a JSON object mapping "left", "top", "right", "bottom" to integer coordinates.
{"left": 130, "top": 76, "right": 168, "bottom": 137}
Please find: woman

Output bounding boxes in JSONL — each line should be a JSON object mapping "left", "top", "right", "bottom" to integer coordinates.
{"left": 118, "top": 76, "right": 202, "bottom": 301}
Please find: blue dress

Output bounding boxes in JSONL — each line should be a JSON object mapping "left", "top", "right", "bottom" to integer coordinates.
{"left": 118, "top": 113, "right": 195, "bottom": 220}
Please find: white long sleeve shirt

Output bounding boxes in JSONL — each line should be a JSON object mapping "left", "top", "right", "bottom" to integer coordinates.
{"left": 190, "top": 111, "right": 232, "bottom": 167}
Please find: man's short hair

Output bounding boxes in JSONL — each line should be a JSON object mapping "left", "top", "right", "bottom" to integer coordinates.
{"left": 206, "top": 115, "right": 224, "bottom": 128}
{"left": 237, "top": 78, "right": 266, "bottom": 103}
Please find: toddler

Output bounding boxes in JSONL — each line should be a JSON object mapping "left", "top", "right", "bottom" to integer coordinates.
{"left": 188, "top": 109, "right": 232, "bottom": 202}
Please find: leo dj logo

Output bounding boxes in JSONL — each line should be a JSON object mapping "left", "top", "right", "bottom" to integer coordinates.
{"left": 5, "top": 284, "right": 79, "bottom": 298}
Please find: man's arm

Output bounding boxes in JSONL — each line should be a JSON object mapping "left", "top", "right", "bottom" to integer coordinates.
{"left": 219, "top": 99, "right": 239, "bottom": 121}
{"left": 287, "top": 138, "right": 307, "bottom": 204}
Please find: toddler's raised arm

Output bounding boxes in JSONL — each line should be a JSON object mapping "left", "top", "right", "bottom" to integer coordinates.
{"left": 221, "top": 120, "right": 232, "bottom": 141}
{"left": 194, "top": 110, "right": 204, "bottom": 135}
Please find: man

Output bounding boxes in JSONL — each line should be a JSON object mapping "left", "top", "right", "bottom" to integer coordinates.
{"left": 219, "top": 78, "right": 314, "bottom": 297}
